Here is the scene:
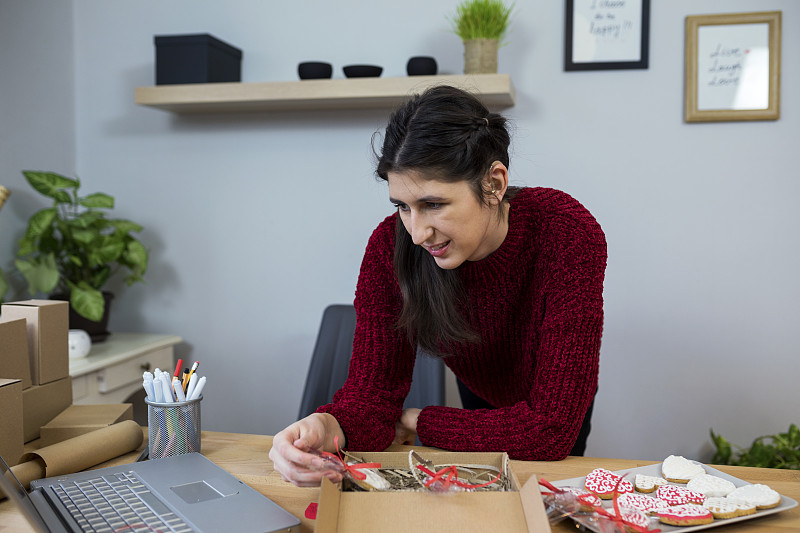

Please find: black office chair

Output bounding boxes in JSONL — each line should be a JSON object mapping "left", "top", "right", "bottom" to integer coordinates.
{"left": 298, "top": 304, "right": 445, "bottom": 420}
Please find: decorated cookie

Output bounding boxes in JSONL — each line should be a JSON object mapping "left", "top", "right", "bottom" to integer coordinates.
{"left": 686, "top": 473, "right": 736, "bottom": 497}
{"left": 727, "top": 483, "right": 782, "bottom": 509}
{"left": 658, "top": 504, "right": 714, "bottom": 526}
{"left": 634, "top": 474, "right": 668, "bottom": 493}
{"left": 584, "top": 468, "right": 634, "bottom": 499}
{"left": 560, "top": 487, "right": 603, "bottom": 511}
{"left": 703, "top": 496, "right": 757, "bottom": 519}
{"left": 616, "top": 492, "right": 669, "bottom": 514}
{"left": 661, "top": 455, "right": 705, "bottom": 483}
{"left": 655, "top": 484, "right": 706, "bottom": 506}
{"left": 606, "top": 505, "right": 652, "bottom": 532}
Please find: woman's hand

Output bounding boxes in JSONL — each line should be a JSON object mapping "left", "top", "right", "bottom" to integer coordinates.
{"left": 268, "top": 413, "right": 346, "bottom": 487}
{"left": 394, "top": 408, "right": 421, "bottom": 445}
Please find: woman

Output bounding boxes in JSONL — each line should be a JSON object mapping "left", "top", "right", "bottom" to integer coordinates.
{"left": 269, "top": 85, "right": 606, "bottom": 487}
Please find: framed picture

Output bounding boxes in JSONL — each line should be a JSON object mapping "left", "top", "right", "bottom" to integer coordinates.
{"left": 564, "top": 0, "right": 650, "bottom": 71}
{"left": 684, "top": 11, "right": 781, "bottom": 123}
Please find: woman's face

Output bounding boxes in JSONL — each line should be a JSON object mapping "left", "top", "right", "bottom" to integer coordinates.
{"left": 387, "top": 169, "right": 507, "bottom": 270}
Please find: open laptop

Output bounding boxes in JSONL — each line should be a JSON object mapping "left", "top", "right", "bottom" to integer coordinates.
{"left": 1, "top": 451, "right": 300, "bottom": 532}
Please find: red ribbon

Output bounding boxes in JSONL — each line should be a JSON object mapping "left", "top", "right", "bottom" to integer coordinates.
{"left": 317, "top": 436, "right": 381, "bottom": 481}
{"left": 415, "top": 464, "right": 503, "bottom": 490}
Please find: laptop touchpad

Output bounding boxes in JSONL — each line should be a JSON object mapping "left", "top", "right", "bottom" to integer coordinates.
{"left": 171, "top": 478, "right": 239, "bottom": 504}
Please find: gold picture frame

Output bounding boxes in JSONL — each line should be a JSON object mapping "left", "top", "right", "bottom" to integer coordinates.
{"left": 684, "top": 11, "right": 781, "bottom": 123}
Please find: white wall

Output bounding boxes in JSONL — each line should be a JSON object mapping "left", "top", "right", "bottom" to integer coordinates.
{"left": 2, "top": 0, "right": 798, "bottom": 462}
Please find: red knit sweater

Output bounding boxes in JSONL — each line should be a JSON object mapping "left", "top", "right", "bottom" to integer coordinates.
{"left": 317, "top": 187, "right": 607, "bottom": 460}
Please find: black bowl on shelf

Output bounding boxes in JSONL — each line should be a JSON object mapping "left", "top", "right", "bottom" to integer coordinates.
{"left": 298, "top": 61, "right": 333, "bottom": 80}
{"left": 406, "top": 56, "right": 437, "bottom": 76}
{"left": 342, "top": 64, "right": 383, "bottom": 78}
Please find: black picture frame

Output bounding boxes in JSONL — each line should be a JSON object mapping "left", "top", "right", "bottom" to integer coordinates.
{"left": 565, "top": 0, "right": 650, "bottom": 71}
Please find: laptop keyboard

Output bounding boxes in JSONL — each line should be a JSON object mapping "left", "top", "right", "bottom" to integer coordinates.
{"left": 51, "top": 471, "right": 195, "bottom": 533}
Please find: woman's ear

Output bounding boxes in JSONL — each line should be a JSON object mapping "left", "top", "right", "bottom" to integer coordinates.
{"left": 485, "top": 161, "right": 509, "bottom": 204}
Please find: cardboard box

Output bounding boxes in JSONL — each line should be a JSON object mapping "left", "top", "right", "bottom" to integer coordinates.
{"left": 315, "top": 451, "right": 550, "bottom": 533}
{"left": 154, "top": 33, "right": 242, "bottom": 85}
{"left": 21, "top": 376, "right": 73, "bottom": 442}
{"left": 0, "top": 317, "right": 33, "bottom": 388}
{"left": 40, "top": 403, "right": 133, "bottom": 446}
{"left": 1, "top": 300, "right": 69, "bottom": 385}
{"left": 0, "top": 378, "right": 24, "bottom": 466}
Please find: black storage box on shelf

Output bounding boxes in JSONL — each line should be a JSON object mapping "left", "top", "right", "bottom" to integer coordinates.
{"left": 154, "top": 33, "right": 242, "bottom": 85}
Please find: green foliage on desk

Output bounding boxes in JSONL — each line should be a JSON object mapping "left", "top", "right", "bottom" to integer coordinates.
{"left": 711, "top": 424, "right": 800, "bottom": 469}
{"left": 14, "top": 170, "right": 148, "bottom": 321}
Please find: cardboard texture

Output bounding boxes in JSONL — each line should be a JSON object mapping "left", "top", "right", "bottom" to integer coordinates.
{"left": 1, "top": 300, "right": 69, "bottom": 385}
{"left": 0, "top": 378, "right": 24, "bottom": 466}
{"left": 315, "top": 451, "right": 551, "bottom": 533}
{"left": 0, "top": 318, "right": 33, "bottom": 389}
{"left": 21, "top": 376, "right": 73, "bottom": 442}
{"left": 12, "top": 420, "right": 144, "bottom": 489}
{"left": 40, "top": 403, "right": 133, "bottom": 446}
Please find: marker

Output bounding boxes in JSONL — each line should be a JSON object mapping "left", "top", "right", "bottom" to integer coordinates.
{"left": 173, "top": 379, "right": 186, "bottom": 402}
{"left": 185, "top": 372, "right": 199, "bottom": 400}
{"left": 188, "top": 376, "right": 206, "bottom": 400}
{"left": 173, "top": 359, "right": 184, "bottom": 380}
{"left": 142, "top": 379, "right": 155, "bottom": 401}
{"left": 159, "top": 374, "right": 174, "bottom": 402}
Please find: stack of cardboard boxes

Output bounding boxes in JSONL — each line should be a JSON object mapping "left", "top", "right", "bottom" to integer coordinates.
{"left": 1, "top": 300, "right": 74, "bottom": 465}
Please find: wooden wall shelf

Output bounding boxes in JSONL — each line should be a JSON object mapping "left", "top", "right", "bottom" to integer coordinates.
{"left": 134, "top": 74, "right": 515, "bottom": 113}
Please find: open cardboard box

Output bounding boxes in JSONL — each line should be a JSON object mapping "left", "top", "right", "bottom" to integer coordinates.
{"left": 315, "top": 450, "right": 551, "bottom": 533}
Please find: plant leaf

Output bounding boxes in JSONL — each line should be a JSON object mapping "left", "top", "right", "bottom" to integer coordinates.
{"left": 70, "top": 282, "right": 104, "bottom": 321}
{"left": 24, "top": 208, "right": 58, "bottom": 240}
{"left": 79, "top": 193, "right": 114, "bottom": 209}
{"left": 22, "top": 171, "right": 78, "bottom": 200}
{"left": 14, "top": 254, "right": 60, "bottom": 294}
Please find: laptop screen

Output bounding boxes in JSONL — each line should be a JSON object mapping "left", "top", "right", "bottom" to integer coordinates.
{"left": 0, "top": 454, "right": 49, "bottom": 532}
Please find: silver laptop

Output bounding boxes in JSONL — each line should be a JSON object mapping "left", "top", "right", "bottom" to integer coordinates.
{"left": 1, "top": 452, "right": 300, "bottom": 532}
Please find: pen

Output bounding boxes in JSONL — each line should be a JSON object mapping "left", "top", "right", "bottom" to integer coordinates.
{"left": 173, "top": 359, "right": 184, "bottom": 380}
{"left": 181, "top": 368, "right": 190, "bottom": 390}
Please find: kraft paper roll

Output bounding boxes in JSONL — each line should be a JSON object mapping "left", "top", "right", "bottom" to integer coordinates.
{"left": 11, "top": 420, "right": 143, "bottom": 489}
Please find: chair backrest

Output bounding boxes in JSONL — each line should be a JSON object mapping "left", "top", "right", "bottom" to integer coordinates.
{"left": 298, "top": 304, "right": 445, "bottom": 420}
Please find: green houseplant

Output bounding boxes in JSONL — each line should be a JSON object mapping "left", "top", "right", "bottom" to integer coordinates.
{"left": 451, "top": 0, "right": 513, "bottom": 74}
{"left": 14, "top": 170, "right": 148, "bottom": 324}
{"left": 710, "top": 424, "right": 800, "bottom": 469}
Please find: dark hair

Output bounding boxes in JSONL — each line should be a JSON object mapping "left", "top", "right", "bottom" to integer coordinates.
{"left": 375, "top": 85, "right": 517, "bottom": 356}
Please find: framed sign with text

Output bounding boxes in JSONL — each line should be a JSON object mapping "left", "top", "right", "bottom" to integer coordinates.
{"left": 564, "top": 0, "right": 650, "bottom": 71}
{"left": 684, "top": 11, "right": 781, "bottom": 123}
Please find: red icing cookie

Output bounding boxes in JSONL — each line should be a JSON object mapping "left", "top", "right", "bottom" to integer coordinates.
{"left": 584, "top": 468, "right": 634, "bottom": 499}
{"left": 616, "top": 492, "right": 669, "bottom": 514}
{"left": 658, "top": 504, "right": 714, "bottom": 526}
{"left": 656, "top": 484, "right": 706, "bottom": 506}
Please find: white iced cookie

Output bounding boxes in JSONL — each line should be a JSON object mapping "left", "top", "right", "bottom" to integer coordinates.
{"left": 687, "top": 473, "right": 737, "bottom": 497}
{"left": 703, "top": 496, "right": 757, "bottom": 519}
{"left": 727, "top": 483, "right": 781, "bottom": 509}
{"left": 634, "top": 473, "right": 668, "bottom": 493}
{"left": 661, "top": 455, "right": 705, "bottom": 483}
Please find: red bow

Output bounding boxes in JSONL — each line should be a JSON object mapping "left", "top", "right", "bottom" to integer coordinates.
{"left": 317, "top": 436, "right": 381, "bottom": 481}
{"left": 415, "top": 464, "right": 503, "bottom": 490}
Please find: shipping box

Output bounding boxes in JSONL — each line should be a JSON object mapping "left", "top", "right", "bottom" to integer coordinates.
{"left": 1, "top": 300, "right": 69, "bottom": 385}
{"left": 315, "top": 451, "right": 550, "bottom": 533}
{"left": 0, "top": 317, "right": 33, "bottom": 389}
{"left": 0, "top": 378, "right": 24, "bottom": 466}
{"left": 40, "top": 403, "right": 133, "bottom": 446}
{"left": 21, "top": 376, "right": 73, "bottom": 442}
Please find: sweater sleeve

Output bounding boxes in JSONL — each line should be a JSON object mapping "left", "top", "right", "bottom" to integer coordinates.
{"left": 315, "top": 215, "right": 416, "bottom": 451}
{"left": 415, "top": 207, "right": 607, "bottom": 460}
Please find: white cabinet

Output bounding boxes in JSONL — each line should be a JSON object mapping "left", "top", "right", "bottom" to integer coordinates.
{"left": 70, "top": 333, "right": 182, "bottom": 404}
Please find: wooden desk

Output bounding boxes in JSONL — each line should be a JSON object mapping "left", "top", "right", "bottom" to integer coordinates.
{"left": 2, "top": 432, "right": 798, "bottom": 532}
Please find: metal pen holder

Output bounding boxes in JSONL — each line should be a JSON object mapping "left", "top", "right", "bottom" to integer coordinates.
{"left": 145, "top": 396, "right": 202, "bottom": 459}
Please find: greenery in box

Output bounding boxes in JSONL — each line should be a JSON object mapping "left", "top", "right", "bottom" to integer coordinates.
{"left": 710, "top": 423, "right": 800, "bottom": 469}
{"left": 451, "top": 0, "right": 514, "bottom": 43}
{"left": 14, "top": 170, "right": 148, "bottom": 321}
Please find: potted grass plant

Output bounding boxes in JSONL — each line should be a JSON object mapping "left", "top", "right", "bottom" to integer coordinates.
{"left": 14, "top": 170, "right": 148, "bottom": 340}
{"left": 451, "top": 0, "right": 513, "bottom": 74}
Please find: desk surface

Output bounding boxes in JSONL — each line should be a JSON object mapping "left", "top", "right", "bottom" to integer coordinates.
{"left": 2, "top": 431, "right": 798, "bottom": 533}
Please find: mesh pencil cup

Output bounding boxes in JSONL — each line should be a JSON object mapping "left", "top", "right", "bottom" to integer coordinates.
{"left": 145, "top": 396, "right": 202, "bottom": 459}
